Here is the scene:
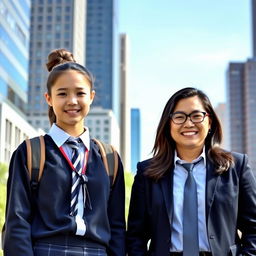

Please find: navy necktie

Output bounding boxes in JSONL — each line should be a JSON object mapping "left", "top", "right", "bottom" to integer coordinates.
{"left": 181, "top": 162, "right": 200, "bottom": 256}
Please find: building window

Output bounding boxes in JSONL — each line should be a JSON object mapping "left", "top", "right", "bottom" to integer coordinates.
{"left": 56, "top": 15, "right": 61, "bottom": 22}
{"left": 55, "top": 33, "right": 61, "bottom": 39}
{"left": 38, "top": 16, "right": 43, "bottom": 22}
{"left": 55, "top": 41, "right": 61, "bottom": 48}
{"left": 55, "top": 24, "right": 61, "bottom": 31}
{"left": 56, "top": 7, "right": 62, "bottom": 13}
{"left": 15, "top": 127, "right": 21, "bottom": 148}
{"left": 46, "top": 41, "right": 51, "bottom": 47}
{"left": 5, "top": 119, "right": 12, "bottom": 161}
{"left": 38, "top": 7, "right": 43, "bottom": 12}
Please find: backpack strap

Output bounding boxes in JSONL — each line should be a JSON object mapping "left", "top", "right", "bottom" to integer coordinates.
{"left": 93, "top": 139, "right": 118, "bottom": 185}
{"left": 25, "top": 135, "right": 45, "bottom": 190}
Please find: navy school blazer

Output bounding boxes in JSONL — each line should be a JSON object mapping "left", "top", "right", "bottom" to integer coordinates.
{"left": 3, "top": 135, "right": 126, "bottom": 256}
{"left": 127, "top": 151, "right": 256, "bottom": 256}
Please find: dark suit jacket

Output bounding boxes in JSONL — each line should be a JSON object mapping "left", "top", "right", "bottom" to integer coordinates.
{"left": 127, "top": 152, "right": 256, "bottom": 256}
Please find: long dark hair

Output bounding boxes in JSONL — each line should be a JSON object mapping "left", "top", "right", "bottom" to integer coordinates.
{"left": 145, "top": 87, "right": 233, "bottom": 180}
{"left": 45, "top": 48, "right": 94, "bottom": 125}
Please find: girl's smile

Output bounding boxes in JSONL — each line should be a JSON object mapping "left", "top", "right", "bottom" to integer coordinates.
{"left": 45, "top": 70, "right": 95, "bottom": 136}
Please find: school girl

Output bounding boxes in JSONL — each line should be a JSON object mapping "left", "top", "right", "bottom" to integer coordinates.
{"left": 3, "top": 49, "right": 126, "bottom": 256}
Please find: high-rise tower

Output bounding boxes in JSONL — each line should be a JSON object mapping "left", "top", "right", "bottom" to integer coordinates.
{"left": 0, "top": 0, "right": 39, "bottom": 163}
{"left": 85, "top": 0, "right": 118, "bottom": 111}
{"left": 131, "top": 108, "right": 141, "bottom": 173}
{"left": 119, "top": 34, "right": 130, "bottom": 171}
{"left": 27, "top": 0, "right": 86, "bottom": 132}
{"left": 226, "top": 62, "right": 245, "bottom": 153}
{"left": 0, "top": 0, "right": 30, "bottom": 114}
{"left": 226, "top": 0, "right": 256, "bottom": 172}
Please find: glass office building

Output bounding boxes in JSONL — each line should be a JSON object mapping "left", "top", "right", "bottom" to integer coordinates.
{"left": 0, "top": 0, "right": 30, "bottom": 113}
{"left": 0, "top": 0, "right": 40, "bottom": 164}
{"left": 131, "top": 108, "right": 141, "bottom": 173}
{"left": 86, "top": 0, "right": 118, "bottom": 111}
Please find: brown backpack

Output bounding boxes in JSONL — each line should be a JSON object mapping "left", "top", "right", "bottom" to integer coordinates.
{"left": 25, "top": 136, "right": 118, "bottom": 190}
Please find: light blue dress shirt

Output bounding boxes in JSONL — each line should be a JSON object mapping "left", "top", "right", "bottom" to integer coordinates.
{"left": 170, "top": 149, "right": 211, "bottom": 252}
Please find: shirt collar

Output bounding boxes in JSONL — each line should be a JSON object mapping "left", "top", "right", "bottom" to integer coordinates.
{"left": 48, "top": 123, "right": 90, "bottom": 150}
{"left": 174, "top": 147, "right": 206, "bottom": 167}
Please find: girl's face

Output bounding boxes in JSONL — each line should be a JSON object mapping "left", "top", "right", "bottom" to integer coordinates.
{"left": 170, "top": 96, "right": 211, "bottom": 155}
{"left": 45, "top": 70, "right": 95, "bottom": 135}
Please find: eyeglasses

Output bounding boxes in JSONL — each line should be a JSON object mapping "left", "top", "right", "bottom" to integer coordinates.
{"left": 170, "top": 111, "right": 209, "bottom": 124}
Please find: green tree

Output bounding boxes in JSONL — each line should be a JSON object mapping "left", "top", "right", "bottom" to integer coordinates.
{"left": 0, "top": 163, "right": 7, "bottom": 256}
{"left": 124, "top": 171, "right": 134, "bottom": 220}
{"left": 0, "top": 163, "right": 7, "bottom": 227}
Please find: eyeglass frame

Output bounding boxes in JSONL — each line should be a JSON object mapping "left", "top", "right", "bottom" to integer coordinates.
{"left": 170, "top": 111, "right": 210, "bottom": 125}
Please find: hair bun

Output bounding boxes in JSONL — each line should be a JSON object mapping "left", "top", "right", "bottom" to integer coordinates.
{"left": 46, "top": 48, "right": 76, "bottom": 72}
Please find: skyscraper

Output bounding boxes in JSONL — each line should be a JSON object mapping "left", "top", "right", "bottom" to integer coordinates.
{"left": 119, "top": 34, "right": 130, "bottom": 171}
{"left": 226, "top": 62, "right": 245, "bottom": 153}
{"left": 226, "top": 0, "right": 256, "bottom": 172}
{"left": 244, "top": 60, "right": 256, "bottom": 170}
{"left": 0, "top": 0, "right": 39, "bottom": 163}
{"left": 0, "top": 0, "right": 30, "bottom": 114}
{"left": 131, "top": 108, "right": 141, "bottom": 173}
{"left": 27, "top": 0, "right": 86, "bottom": 132}
{"left": 86, "top": 0, "right": 118, "bottom": 111}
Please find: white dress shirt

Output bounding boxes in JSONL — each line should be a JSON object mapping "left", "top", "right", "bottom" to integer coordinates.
{"left": 48, "top": 123, "right": 90, "bottom": 236}
{"left": 170, "top": 149, "right": 210, "bottom": 252}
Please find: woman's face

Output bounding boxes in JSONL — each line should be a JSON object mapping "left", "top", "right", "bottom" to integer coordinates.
{"left": 170, "top": 96, "right": 211, "bottom": 154}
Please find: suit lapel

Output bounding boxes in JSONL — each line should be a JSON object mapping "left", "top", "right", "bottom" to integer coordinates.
{"left": 160, "top": 169, "right": 173, "bottom": 224}
{"left": 205, "top": 158, "right": 220, "bottom": 219}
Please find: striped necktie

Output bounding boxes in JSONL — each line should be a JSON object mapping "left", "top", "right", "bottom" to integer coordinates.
{"left": 181, "top": 162, "right": 200, "bottom": 256}
{"left": 66, "top": 138, "right": 87, "bottom": 216}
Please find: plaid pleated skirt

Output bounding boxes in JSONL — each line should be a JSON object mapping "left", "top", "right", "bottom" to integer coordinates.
{"left": 33, "top": 243, "right": 107, "bottom": 256}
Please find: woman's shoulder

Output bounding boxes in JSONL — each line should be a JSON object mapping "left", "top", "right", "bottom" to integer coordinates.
{"left": 230, "top": 151, "right": 246, "bottom": 159}
{"left": 210, "top": 147, "right": 246, "bottom": 163}
{"left": 136, "top": 158, "right": 153, "bottom": 174}
{"left": 230, "top": 151, "right": 248, "bottom": 168}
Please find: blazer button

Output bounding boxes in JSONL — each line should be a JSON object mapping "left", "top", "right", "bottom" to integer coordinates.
{"left": 209, "top": 235, "right": 215, "bottom": 239}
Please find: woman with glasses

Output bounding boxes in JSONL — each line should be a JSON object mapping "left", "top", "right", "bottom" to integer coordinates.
{"left": 127, "top": 87, "right": 256, "bottom": 256}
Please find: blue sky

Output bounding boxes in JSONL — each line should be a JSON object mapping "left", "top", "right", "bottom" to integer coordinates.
{"left": 119, "top": 0, "right": 251, "bottom": 159}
